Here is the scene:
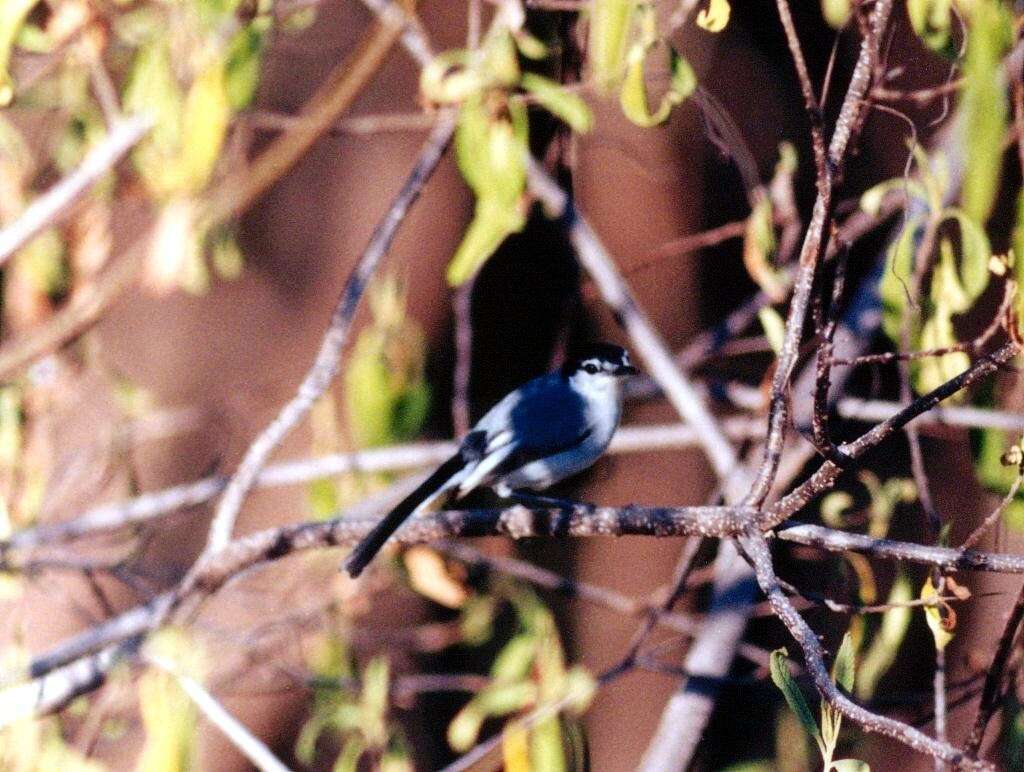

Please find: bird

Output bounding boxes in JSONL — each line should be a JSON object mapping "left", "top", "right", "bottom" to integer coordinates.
{"left": 343, "top": 342, "right": 638, "bottom": 577}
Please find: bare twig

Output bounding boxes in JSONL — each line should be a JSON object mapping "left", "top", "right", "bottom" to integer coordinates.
{"left": 146, "top": 654, "right": 293, "bottom": 772}
{"left": 742, "top": 530, "right": 991, "bottom": 770}
{"left": 0, "top": 116, "right": 153, "bottom": 267}
{"left": 201, "top": 112, "right": 457, "bottom": 555}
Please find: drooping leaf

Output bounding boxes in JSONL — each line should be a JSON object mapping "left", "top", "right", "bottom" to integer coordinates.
{"left": 832, "top": 632, "right": 856, "bottom": 693}
{"left": 521, "top": 73, "right": 593, "bottom": 133}
{"left": 696, "top": 0, "right": 731, "bottom": 32}
{"left": 745, "top": 197, "right": 785, "bottom": 302}
{"left": 821, "top": 0, "right": 851, "bottom": 29}
{"left": 921, "top": 575, "right": 955, "bottom": 650}
{"left": 856, "top": 574, "right": 912, "bottom": 700}
{"left": 770, "top": 648, "right": 822, "bottom": 748}
{"left": 179, "top": 60, "right": 231, "bottom": 193}
{"left": 619, "top": 36, "right": 696, "bottom": 127}
{"left": 758, "top": 306, "right": 786, "bottom": 355}
{"left": 0, "top": 0, "right": 38, "bottom": 106}
{"left": 225, "top": 20, "right": 269, "bottom": 109}
{"left": 941, "top": 208, "right": 992, "bottom": 305}
{"left": 879, "top": 217, "right": 920, "bottom": 341}
{"left": 907, "top": 0, "right": 953, "bottom": 54}
{"left": 831, "top": 761, "right": 871, "bottom": 772}
{"left": 587, "top": 0, "right": 636, "bottom": 92}
{"left": 958, "top": 0, "right": 1013, "bottom": 224}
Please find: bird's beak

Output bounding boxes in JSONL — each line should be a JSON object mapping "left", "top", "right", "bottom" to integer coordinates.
{"left": 616, "top": 364, "right": 639, "bottom": 376}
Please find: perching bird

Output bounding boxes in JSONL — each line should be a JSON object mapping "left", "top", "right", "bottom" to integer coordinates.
{"left": 343, "top": 342, "right": 638, "bottom": 577}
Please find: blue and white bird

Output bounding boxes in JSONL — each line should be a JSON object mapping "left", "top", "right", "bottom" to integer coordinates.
{"left": 344, "top": 343, "right": 638, "bottom": 577}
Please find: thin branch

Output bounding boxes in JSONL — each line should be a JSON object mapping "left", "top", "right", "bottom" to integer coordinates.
{"left": 742, "top": 530, "right": 991, "bottom": 770}
{"left": 964, "top": 578, "right": 1024, "bottom": 755}
{"left": 147, "top": 655, "right": 293, "bottom": 772}
{"left": 0, "top": 115, "right": 153, "bottom": 266}
{"left": 200, "top": 111, "right": 457, "bottom": 555}
{"left": 745, "top": 0, "right": 895, "bottom": 508}
{"left": 525, "top": 161, "right": 740, "bottom": 485}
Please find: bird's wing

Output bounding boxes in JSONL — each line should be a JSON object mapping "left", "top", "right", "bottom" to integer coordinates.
{"left": 461, "top": 375, "right": 593, "bottom": 489}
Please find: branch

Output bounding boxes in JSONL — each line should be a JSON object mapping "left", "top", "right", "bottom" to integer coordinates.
{"left": 0, "top": 115, "right": 153, "bottom": 266}
{"left": 200, "top": 111, "right": 457, "bottom": 555}
{"left": 741, "top": 530, "right": 992, "bottom": 771}
{"left": 525, "top": 161, "right": 740, "bottom": 484}
{"left": 745, "top": 0, "right": 895, "bottom": 507}
{"left": 146, "top": 654, "right": 294, "bottom": 772}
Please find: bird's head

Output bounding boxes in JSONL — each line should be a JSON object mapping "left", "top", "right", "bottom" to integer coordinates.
{"left": 562, "top": 343, "right": 638, "bottom": 392}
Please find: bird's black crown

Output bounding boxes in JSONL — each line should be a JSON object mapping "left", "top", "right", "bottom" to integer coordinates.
{"left": 561, "top": 343, "right": 638, "bottom": 377}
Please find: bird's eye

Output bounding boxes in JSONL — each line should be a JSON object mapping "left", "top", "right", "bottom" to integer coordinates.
{"left": 583, "top": 363, "right": 599, "bottom": 374}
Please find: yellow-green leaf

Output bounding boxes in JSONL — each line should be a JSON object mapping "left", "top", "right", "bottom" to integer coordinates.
{"left": 696, "top": 0, "right": 730, "bottom": 32}
{"left": 0, "top": 0, "right": 38, "bottom": 106}
{"left": 821, "top": 0, "right": 851, "bottom": 29}
{"left": 880, "top": 217, "right": 920, "bottom": 341}
{"left": 907, "top": 0, "right": 952, "bottom": 53}
{"left": 521, "top": 73, "right": 593, "bottom": 133}
{"left": 619, "top": 41, "right": 696, "bottom": 128}
{"left": 225, "top": 20, "right": 268, "bottom": 109}
{"left": 758, "top": 306, "right": 786, "bottom": 355}
{"left": 179, "top": 60, "right": 230, "bottom": 193}
{"left": 770, "top": 648, "right": 822, "bottom": 747}
{"left": 921, "top": 575, "right": 954, "bottom": 650}
{"left": 831, "top": 632, "right": 856, "bottom": 693}
{"left": 745, "top": 196, "right": 785, "bottom": 302}
{"left": 958, "top": 0, "right": 1013, "bottom": 224}
{"left": 941, "top": 207, "right": 992, "bottom": 304}
{"left": 856, "top": 574, "right": 912, "bottom": 700}
{"left": 587, "top": 0, "right": 636, "bottom": 92}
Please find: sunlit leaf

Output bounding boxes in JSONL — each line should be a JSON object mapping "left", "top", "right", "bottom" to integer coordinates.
{"left": 0, "top": 0, "right": 39, "bottom": 106}
{"left": 758, "top": 306, "right": 786, "bottom": 355}
{"left": 124, "top": 40, "right": 185, "bottom": 197}
{"left": 225, "top": 20, "right": 269, "bottom": 109}
{"left": 921, "top": 575, "right": 955, "bottom": 650}
{"left": 832, "top": 632, "right": 856, "bottom": 693}
{"left": 907, "top": 0, "right": 952, "bottom": 53}
{"left": 619, "top": 36, "right": 696, "bottom": 127}
{"left": 880, "top": 217, "right": 920, "bottom": 341}
{"left": 941, "top": 208, "right": 992, "bottom": 304}
{"left": 521, "top": 73, "right": 593, "bottom": 133}
{"left": 856, "top": 574, "right": 912, "bottom": 700}
{"left": 745, "top": 197, "right": 785, "bottom": 302}
{"left": 532, "top": 715, "right": 566, "bottom": 772}
{"left": 915, "top": 310, "right": 969, "bottom": 395}
{"left": 587, "top": 0, "right": 636, "bottom": 92}
{"left": 180, "top": 60, "right": 230, "bottom": 193}
{"left": 858, "top": 178, "right": 926, "bottom": 217}
{"left": 503, "top": 722, "right": 532, "bottom": 772}
{"left": 696, "top": 0, "right": 731, "bottom": 32}
{"left": 821, "top": 0, "right": 851, "bottom": 29}
{"left": 404, "top": 546, "right": 469, "bottom": 609}
{"left": 958, "top": 0, "right": 1013, "bottom": 224}
{"left": 831, "top": 761, "right": 871, "bottom": 772}
{"left": 770, "top": 648, "right": 822, "bottom": 748}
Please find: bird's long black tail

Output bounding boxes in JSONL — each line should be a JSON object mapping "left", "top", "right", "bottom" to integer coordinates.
{"left": 344, "top": 452, "right": 466, "bottom": 577}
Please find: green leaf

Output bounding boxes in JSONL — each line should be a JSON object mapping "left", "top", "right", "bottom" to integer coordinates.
{"left": 856, "top": 574, "right": 912, "bottom": 700}
{"left": 907, "top": 0, "right": 952, "bottom": 54}
{"left": 820, "top": 492, "right": 854, "bottom": 528}
{"left": 491, "top": 634, "right": 537, "bottom": 682}
{"left": 520, "top": 73, "right": 593, "bottom": 133}
{"left": 587, "top": 0, "right": 636, "bottom": 92}
{"left": 619, "top": 35, "right": 696, "bottom": 128}
{"left": 921, "top": 575, "right": 954, "bottom": 651}
{"left": 225, "top": 20, "right": 268, "bottom": 110}
{"left": 531, "top": 716, "right": 566, "bottom": 772}
{"left": 448, "top": 97, "right": 528, "bottom": 285}
{"left": 696, "top": 0, "right": 730, "bottom": 32}
{"left": 858, "top": 178, "right": 926, "bottom": 217}
{"left": 880, "top": 217, "right": 920, "bottom": 342}
{"left": 915, "top": 310, "right": 969, "bottom": 396}
{"left": 958, "top": 0, "right": 1013, "bottom": 224}
{"left": 832, "top": 632, "right": 856, "bottom": 693}
{"left": 941, "top": 208, "right": 992, "bottom": 304}
{"left": 758, "top": 306, "right": 786, "bottom": 355}
{"left": 821, "top": 0, "right": 851, "bottom": 29}
{"left": 179, "top": 60, "right": 230, "bottom": 193}
{"left": 770, "top": 648, "right": 822, "bottom": 748}
{"left": 0, "top": 0, "right": 38, "bottom": 106}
